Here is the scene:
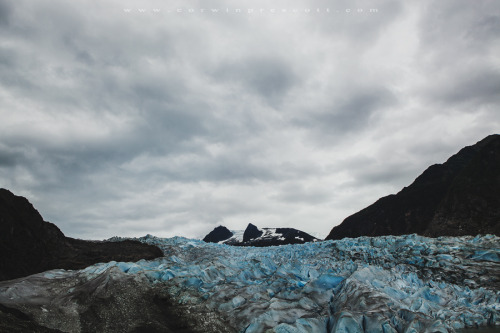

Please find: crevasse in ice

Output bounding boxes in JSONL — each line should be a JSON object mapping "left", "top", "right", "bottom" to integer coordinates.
{"left": 93, "top": 234, "right": 500, "bottom": 332}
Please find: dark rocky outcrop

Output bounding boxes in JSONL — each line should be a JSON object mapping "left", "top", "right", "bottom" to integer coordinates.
{"left": 0, "top": 189, "right": 164, "bottom": 282}
{"left": 202, "top": 226, "right": 233, "bottom": 243}
{"left": 242, "top": 223, "right": 263, "bottom": 242}
{"left": 326, "top": 134, "right": 500, "bottom": 240}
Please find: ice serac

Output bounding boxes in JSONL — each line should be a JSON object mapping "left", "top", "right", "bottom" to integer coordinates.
{"left": 2, "top": 234, "right": 498, "bottom": 332}
{"left": 326, "top": 134, "right": 500, "bottom": 240}
{"left": 0, "top": 188, "right": 163, "bottom": 282}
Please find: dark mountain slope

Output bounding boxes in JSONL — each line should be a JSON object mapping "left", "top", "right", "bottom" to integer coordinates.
{"left": 203, "top": 226, "right": 233, "bottom": 243}
{"left": 326, "top": 134, "right": 500, "bottom": 240}
{"left": 0, "top": 189, "right": 163, "bottom": 281}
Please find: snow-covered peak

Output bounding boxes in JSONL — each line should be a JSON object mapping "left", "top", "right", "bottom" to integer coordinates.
{"left": 204, "top": 223, "right": 319, "bottom": 246}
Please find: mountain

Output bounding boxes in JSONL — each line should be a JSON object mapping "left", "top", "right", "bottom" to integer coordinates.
{"left": 203, "top": 225, "right": 234, "bottom": 243}
{"left": 203, "top": 223, "right": 319, "bottom": 246}
{"left": 0, "top": 188, "right": 163, "bottom": 282}
{"left": 326, "top": 134, "right": 500, "bottom": 240}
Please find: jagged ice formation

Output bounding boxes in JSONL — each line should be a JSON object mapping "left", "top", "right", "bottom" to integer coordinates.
{"left": 0, "top": 234, "right": 499, "bottom": 332}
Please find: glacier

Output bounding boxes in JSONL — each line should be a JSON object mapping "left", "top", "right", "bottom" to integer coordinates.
{"left": 0, "top": 234, "right": 499, "bottom": 332}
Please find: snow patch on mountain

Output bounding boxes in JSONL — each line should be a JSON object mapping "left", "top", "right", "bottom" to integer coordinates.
{"left": 219, "top": 229, "right": 244, "bottom": 244}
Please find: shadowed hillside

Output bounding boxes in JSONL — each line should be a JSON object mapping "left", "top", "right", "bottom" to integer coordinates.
{"left": 0, "top": 189, "right": 163, "bottom": 282}
{"left": 326, "top": 134, "right": 500, "bottom": 240}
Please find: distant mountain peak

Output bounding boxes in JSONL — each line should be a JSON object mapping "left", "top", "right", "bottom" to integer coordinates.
{"left": 243, "top": 223, "right": 263, "bottom": 242}
{"left": 203, "top": 225, "right": 233, "bottom": 243}
{"left": 203, "top": 223, "right": 319, "bottom": 247}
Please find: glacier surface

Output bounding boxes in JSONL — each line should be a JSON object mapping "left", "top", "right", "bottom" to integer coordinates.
{"left": 106, "top": 234, "right": 500, "bottom": 332}
{"left": 1, "top": 234, "right": 499, "bottom": 332}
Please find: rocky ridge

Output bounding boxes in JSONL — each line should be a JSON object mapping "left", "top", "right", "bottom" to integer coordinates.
{"left": 326, "top": 134, "right": 500, "bottom": 240}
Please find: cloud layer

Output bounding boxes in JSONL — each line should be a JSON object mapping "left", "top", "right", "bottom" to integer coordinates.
{"left": 0, "top": 0, "right": 499, "bottom": 239}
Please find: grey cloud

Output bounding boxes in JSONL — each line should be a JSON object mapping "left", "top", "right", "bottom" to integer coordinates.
{"left": 294, "top": 87, "right": 397, "bottom": 137}
{"left": 74, "top": 50, "right": 95, "bottom": 66}
{"left": 465, "top": 14, "right": 500, "bottom": 45}
{"left": 0, "top": 1, "right": 177, "bottom": 110}
{"left": 326, "top": 90, "right": 396, "bottom": 128}
{"left": 418, "top": 1, "right": 500, "bottom": 54}
{"left": 123, "top": 150, "right": 319, "bottom": 184}
{"left": 0, "top": 146, "right": 24, "bottom": 167}
{"left": 0, "top": 0, "right": 498, "bottom": 240}
{"left": 423, "top": 67, "right": 500, "bottom": 108}
{"left": 413, "top": 1, "right": 500, "bottom": 113}
{"left": 211, "top": 56, "right": 297, "bottom": 106}
{"left": 0, "top": 47, "right": 39, "bottom": 93}
{"left": 271, "top": 182, "right": 334, "bottom": 205}
{"left": 414, "top": 0, "right": 500, "bottom": 94}
{"left": 329, "top": 153, "right": 420, "bottom": 192}
{"left": 0, "top": 0, "right": 11, "bottom": 27}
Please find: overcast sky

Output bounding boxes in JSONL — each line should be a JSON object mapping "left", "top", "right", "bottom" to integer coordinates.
{"left": 0, "top": 0, "right": 499, "bottom": 240}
